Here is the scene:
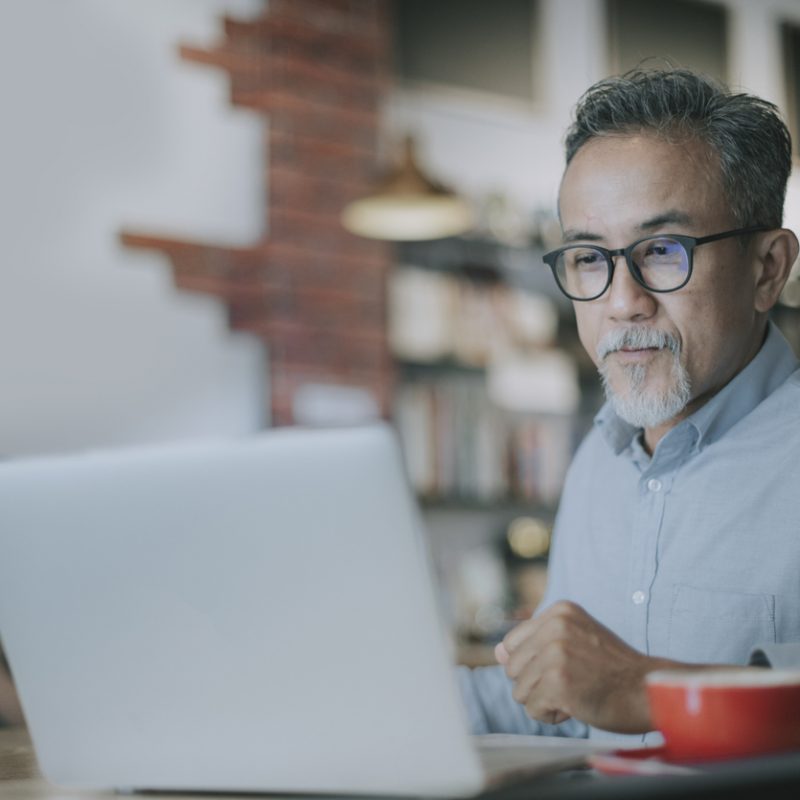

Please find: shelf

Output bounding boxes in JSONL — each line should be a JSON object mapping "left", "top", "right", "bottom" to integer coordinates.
{"left": 394, "top": 235, "right": 572, "bottom": 311}
{"left": 395, "top": 357, "right": 487, "bottom": 376}
{"left": 418, "top": 495, "right": 556, "bottom": 515}
{"left": 391, "top": 234, "right": 591, "bottom": 515}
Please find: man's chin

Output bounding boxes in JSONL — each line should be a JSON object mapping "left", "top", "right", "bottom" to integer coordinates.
{"left": 602, "top": 367, "right": 647, "bottom": 399}
{"left": 604, "top": 379, "right": 693, "bottom": 430}
{"left": 598, "top": 342, "right": 691, "bottom": 428}
{"left": 607, "top": 382, "right": 674, "bottom": 408}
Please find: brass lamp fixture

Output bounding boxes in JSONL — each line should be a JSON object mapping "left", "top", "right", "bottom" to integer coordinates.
{"left": 341, "top": 135, "right": 473, "bottom": 241}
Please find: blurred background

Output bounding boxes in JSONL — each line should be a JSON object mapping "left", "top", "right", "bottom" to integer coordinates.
{"left": 3, "top": 0, "right": 800, "bottom": 705}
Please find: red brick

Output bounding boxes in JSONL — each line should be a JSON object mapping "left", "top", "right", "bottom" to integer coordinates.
{"left": 269, "top": 130, "right": 376, "bottom": 181}
{"left": 261, "top": 239, "right": 390, "bottom": 273}
{"left": 241, "top": 318, "right": 389, "bottom": 372}
{"left": 228, "top": 283, "right": 385, "bottom": 331}
{"left": 268, "top": 165, "right": 374, "bottom": 216}
{"left": 124, "top": 1, "right": 392, "bottom": 426}
{"left": 231, "top": 85, "right": 380, "bottom": 121}
{"left": 223, "top": 10, "right": 388, "bottom": 62}
{"left": 268, "top": 204, "right": 368, "bottom": 241}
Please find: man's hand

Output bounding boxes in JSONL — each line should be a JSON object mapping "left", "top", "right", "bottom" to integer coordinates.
{"left": 495, "top": 601, "right": 675, "bottom": 734}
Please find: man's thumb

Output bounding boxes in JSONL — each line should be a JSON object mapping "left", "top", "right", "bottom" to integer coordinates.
{"left": 494, "top": 641, "right": 510, "bottom": 665}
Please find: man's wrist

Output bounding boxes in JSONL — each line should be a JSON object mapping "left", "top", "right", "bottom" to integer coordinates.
{"left": 629, "top": 656, "right": 686, "bottom": 733}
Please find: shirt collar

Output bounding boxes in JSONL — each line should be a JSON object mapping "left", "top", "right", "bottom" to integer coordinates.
{"left": 687, "top": 321, "right": 798, "bottom": 449}
{"left": 595, "top": 321, "right": 799, "bottom": 456}
{"left": 595, "top": 402, "right": 638, "bottom": 456}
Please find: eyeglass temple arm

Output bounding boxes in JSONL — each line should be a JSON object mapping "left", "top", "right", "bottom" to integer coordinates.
{"left": 694, "top": 226, "right": 769, "bottom": 246}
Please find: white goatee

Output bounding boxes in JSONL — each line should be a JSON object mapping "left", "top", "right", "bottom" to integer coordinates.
{"left": 596, "top": 326, "right": 692, "bottom": 429}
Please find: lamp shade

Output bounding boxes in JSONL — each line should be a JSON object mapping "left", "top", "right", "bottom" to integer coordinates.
{"left": 341, "top": 136, "right": 473, "bottom": 241}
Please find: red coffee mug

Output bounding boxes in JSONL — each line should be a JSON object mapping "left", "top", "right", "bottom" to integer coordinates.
{"left": 646, "top": 669, "right": 800, "bottom": 763}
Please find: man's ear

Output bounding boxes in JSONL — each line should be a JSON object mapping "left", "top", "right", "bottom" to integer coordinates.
{"left": 754, "top": 228, "right": 799, "bottom": 313}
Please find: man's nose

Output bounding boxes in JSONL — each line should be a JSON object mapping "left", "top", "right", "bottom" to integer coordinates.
{"left": 606, "top": 255, "right": 657, "bottom": 321}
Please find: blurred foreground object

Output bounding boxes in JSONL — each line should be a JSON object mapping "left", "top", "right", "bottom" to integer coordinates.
{"left": 0, "top": 650, "right": 24, "bottom": 727}
{"left": 341, "top": 136, "right": 473, "bottom": 241}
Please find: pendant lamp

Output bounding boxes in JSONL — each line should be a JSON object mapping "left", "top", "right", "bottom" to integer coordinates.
{"left": 341, "top": 136, "right": 473, "bottom": 241}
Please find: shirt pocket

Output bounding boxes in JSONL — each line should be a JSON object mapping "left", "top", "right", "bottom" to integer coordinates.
{"left": 667, "top": 584, "right": 776, "bottom": 665}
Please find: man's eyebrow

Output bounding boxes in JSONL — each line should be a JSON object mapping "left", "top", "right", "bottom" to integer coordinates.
{"left": 561, "top": 211, "right": 694, "bottom": 244}
{"left": 562, "top": 229, "right": 603, "bottom": 243}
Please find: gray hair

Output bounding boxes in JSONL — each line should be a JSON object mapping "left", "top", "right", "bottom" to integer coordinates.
{"left": 564, "top": 68, "right": 792, "bottom": 229}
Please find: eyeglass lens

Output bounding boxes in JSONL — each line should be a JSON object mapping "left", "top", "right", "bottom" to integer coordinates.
{"left": 555, "top": 237, "right": 690, "bottom": 299}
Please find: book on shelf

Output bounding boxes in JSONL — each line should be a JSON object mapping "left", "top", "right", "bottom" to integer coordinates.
{"left": 394, "top": 377, "right": 575, "bottom": 507}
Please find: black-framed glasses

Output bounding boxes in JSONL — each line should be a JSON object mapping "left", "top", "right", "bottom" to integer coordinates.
{"left": 543, "top": 226, "right": 768, "bottom": 301}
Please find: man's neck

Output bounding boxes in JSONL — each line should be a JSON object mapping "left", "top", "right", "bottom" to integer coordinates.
{"left": 641, "top": 321, "right": 769, "bottom": 455}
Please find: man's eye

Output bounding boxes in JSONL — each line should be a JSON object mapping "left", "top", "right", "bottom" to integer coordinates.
{"left": 643, "top": 239, "right": 681, "bottom": 259}
{"left": 574, "top": 251, "right": 603, "bottom": 267}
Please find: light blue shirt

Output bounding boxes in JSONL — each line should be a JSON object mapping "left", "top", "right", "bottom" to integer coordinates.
{"left": 460, "top": 322, "right": 800, "bottom": 742}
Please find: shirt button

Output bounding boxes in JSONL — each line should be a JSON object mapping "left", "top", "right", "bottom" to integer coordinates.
{"left": 647, "top": 478, "right": 662, "bottom": 492}
{"left": 632, "top": 590, "right": 646, "bottom": 605}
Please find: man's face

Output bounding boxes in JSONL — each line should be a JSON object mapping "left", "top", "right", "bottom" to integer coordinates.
{"left": 559, "top": 133, "right": 765, "bottom": 439}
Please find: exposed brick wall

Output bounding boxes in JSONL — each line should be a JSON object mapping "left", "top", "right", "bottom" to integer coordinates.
{"left": 121, "top": 0, "right": 393, "bottom": 425}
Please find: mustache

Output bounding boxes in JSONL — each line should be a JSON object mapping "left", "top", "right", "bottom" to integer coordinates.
{"left": 597, "top": 327, "right": 680, "bottom": 361}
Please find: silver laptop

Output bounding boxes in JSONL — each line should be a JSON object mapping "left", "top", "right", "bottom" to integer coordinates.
{"left": 0, "top": 425, "right": 618, "bottom": 796}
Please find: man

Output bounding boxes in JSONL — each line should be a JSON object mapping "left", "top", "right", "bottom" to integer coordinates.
{"left": 460, "top": 68, "right": 800, "bottom": 742}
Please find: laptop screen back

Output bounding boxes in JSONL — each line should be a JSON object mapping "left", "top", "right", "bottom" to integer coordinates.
{"left": 0, "top": 425, "right": 483, "bottom": 796}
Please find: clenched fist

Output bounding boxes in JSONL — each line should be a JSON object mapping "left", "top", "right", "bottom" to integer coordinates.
{"left": 495, "top": 601, "right": 680, "bottom": 733}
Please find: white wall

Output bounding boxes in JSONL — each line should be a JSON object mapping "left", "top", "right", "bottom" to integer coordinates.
{"left": 383, "top": 0, "right": 605, "bottom": 220}
{"left": 728, "top": 0, "right": 800, "bottom": 240}
{"left": 0, "top": 0, "right": 267, "bottom": 458}
{"left": 386, "top": 0, "right": 800, "bottom": 230}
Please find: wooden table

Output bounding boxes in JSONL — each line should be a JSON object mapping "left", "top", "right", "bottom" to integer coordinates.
{"left": 0, "top": 728, "right": 46, "bottom": 794}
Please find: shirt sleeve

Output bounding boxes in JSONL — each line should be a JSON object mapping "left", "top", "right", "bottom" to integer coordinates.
{"left": 748, "top": 643, "right": 800, "bottom": 668}
{"left": 456, "top": 664, "right": 588, "bottom": 738}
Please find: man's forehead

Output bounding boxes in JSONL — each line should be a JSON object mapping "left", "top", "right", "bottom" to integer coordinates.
{"left": 559, "top": 132, "right": 719, "bottom": 192}
{"left": 556, "top": 133, "right": 726, "bottom": 238}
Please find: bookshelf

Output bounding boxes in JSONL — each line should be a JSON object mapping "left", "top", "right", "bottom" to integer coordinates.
{"left": 389, "top": 235, "right": 598, "bottom": 512}
{"left": 387, "top": 236, "right": 600, "bottom": 655}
